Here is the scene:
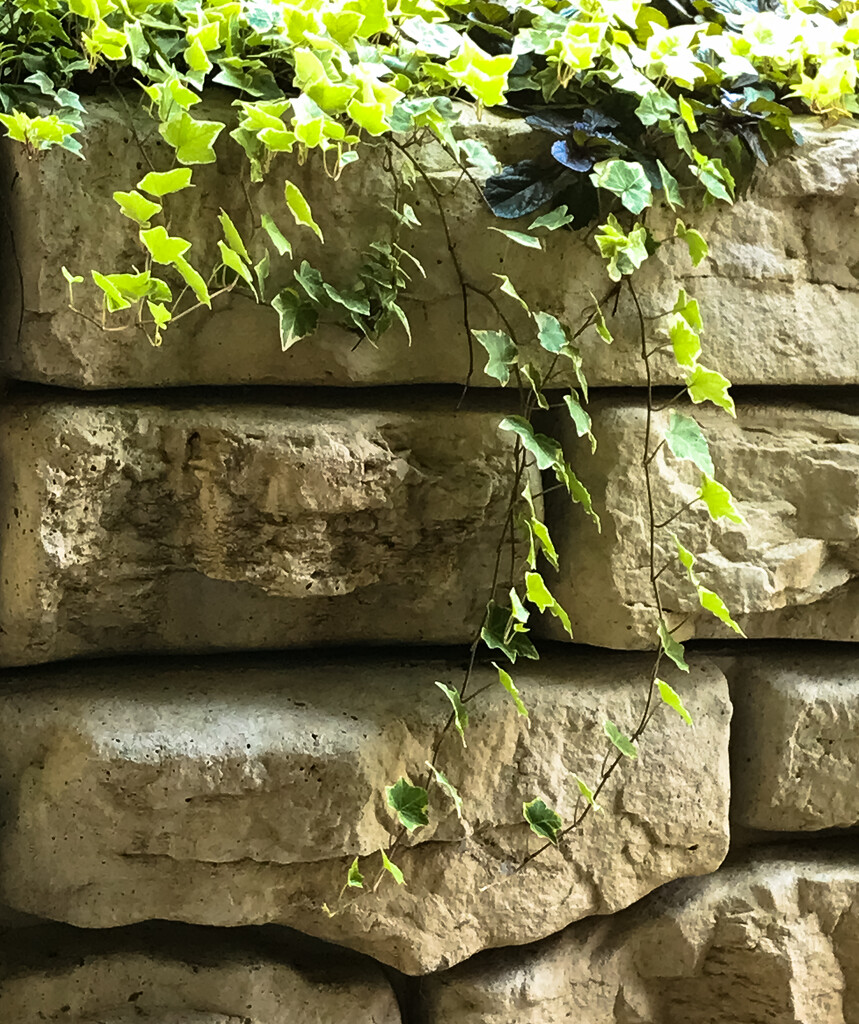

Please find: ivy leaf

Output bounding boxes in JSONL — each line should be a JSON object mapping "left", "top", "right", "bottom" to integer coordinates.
{"left": 489, "top": 227, "right": 542, "bottom": 249}
{"left": 499, "top": 415, "right": 561, "bottom": 471}
{"left": 174, "top": 256, "right": 211, "bottom": 307}
{"left": 658, "top": 619, "right": 689, "bottom": 672}
{"left": 525, "top": 571, "right": 572, "bottom": 636}
{"left": 472, "top": 329, "right": 517, "bottom": 385}
{"left": 284, "top": 180, "right": 324, "bottom": 242}
{"left": 481, "top": 601, "right": 539, "bottom": 663}
{"left": 483, "top": 160, "right": 560, "bottom": 219}
{"left": 137, "top": 168, "right": 194, "bottom": 197}
{"left": 435, "top": 681, "right": 469, "bottom": 748}
{"left": 675, "top": 220, "right": 709, "bottom": 266}
{"left": 159, "top": 111, "right": 223, "bottom": 165}
{"left": 493, "top": 662, "right": 529, "bottom": 718}
{"left": 665, "top": 411, "right": 714, "bottom": 476}
{"left": 669, "top": 316, "right": 701, "bottom": 368}
{"left": 113, "top": 190, "right": 161, "bottom": 226}
{"left": 381, "top": 850, "right": 405, "bottom": 885}
{"left": 509, "top": 588, "right": 529, "bottom": 623}
{"left": 261, "top": 214, "right": 292, "bottom": 256}
{"left": 347, "top": 857, "right": 364, "bottom": 888}
{"left": 272, "top": 287, "right": 318, "bottom": 351}
{"left": 140, "top": 226, "right": 191, "bottom": 265}
{"left": 657, "top": 160, "right": 684, "bottom": 210}
{"left": 493, "top": 274, "right": 530, "bottom": 313}
{"left": 424, "top": 761, "right": 464, "bottom": 820}
{"left": 529, "top": 205, "right": 575, "bottom": 231}
{"left": 531, "top": 518, "right": 559, "bottom": 570}
{"left": 656, "top": 679, "right": 693, "bottom": 725}
{"left": 218, "top": 209, "right": 250, "bottom": 262}
{"left": 564, "top": 392, "right": 596, "bottom": 453}
{"left": 386, "top": 777, "right": 429, "bottom": 831}
{"left": 698, "top": 475, "right": 744, "bottom": 523}
{"left": 673, "top": 288, "right": 702, "bottom": 330}
{"left": 534, "top": 311, "right": 568, "bottom": 354}
{"left": 591, "top": 159, "right": 653, "bottom": 215}
{"left": 698, "top": 587, "right": 745, "bottom": 634}
{"left": 147, "top": 300, "right": 171, "bottom": 330}
{"left": 603, "top": 720, "right": 637, "bottom": 758}
{"left": 574, "top": 774, "right": 602, "bottom": 812}
{"left": 459, "top": 138, "right": 502, "bottom": 176}
{"left": 446, "top": 35, "right": 515, "bottom": 108}
{"left": 92, "top": 270, "right": 131, "bottom": 312}
{"left": 218, "top": 241, "right": 254, "bottom": 291}
{"left": 523, "top": 798, "right": 562, "bottom": 844}
{"left": 685, "top": 365, "right": 735, "bottom": 416}
{"left": 674, "top": 534, "right": 697, "bottom": 576}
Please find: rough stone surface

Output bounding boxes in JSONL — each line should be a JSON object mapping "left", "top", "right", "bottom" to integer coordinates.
{"left": 0, "top": 395, "right": 527, "bottom": 666}
{"left": 0, "top": 923, "right": 401, "bottom": 1023}
{"left": 0, "top": 651, "right": 731, "bottom": 973}
{"left": 548, "top": 398, "right": 859, "bottom": 649}
{"left": 421, "top": 845, "right": 859, "bottom": 1024}
{"left": 2, "top": 97, "right": 858, "bottom": 388}
{"left": 725, "top": 648, "right": 859, "bottom": 831}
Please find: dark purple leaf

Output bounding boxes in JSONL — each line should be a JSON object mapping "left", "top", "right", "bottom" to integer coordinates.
{"left": 483, "top": 160, "right": 562, "bottom": 219}
{"left": 550, "top": 139, "right": 594, "bottom": 172}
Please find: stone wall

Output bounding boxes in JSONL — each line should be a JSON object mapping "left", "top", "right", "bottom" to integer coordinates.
{"left": 1, "top": 98, "right": 857, "bottom": 1023}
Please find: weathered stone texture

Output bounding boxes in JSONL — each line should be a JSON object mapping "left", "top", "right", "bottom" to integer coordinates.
{"left": 548, "top": 399, "right": 859, "bottom": 649}
{"left": 725, "top": 648, "right": 859, "bottom": 831}
{"left": 421, "top": 846, "right": 859, "bottom": 1024}
{"left": 0, "top": 924, "right": 401, "bottom": 1023}
{"left": 0, "top": 652, "right": 730, "bottom": 973}
{"left": 0, "top": 396, "right": 527, "bottom": 665}
{"left": 2, "top": 97, "right": 858, "bottom": 389}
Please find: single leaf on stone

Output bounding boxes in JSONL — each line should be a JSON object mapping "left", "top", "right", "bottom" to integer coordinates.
{"left": 489, "top": 227, "right": 543, "bottom": 249}
{"left": 509, "top": 588, "right": 529, "bottom": 623}
{"left": 386, "top": 777, "right": 429, "bottom": 831}
{"left": 673, "top": 288, "right": 702, "bottom": 330}
{"left": 481, "top": 600, "right": 539, "bottom": 663}
{"left": 658, "top": 619, "right": 689, "bottom": 672}
{"left": 665, "top": 410, "right": 714, "bottom": 476}
{"left": 218, "top": 209, "right": 250, "bottom": 261}
{"left": 698, "top": 475, "right": 744, "bottom": 523}
{"left": 347, "top": 857, "right": 364, "bottom": 888}
{"left": 685, "top": 365, "right": 736, "bottom": 416}
{"left": 284, "top": 180, "right": 324, "bottom": 241}
{"left": 424, "top": 761, "right": 464, "bottom": 820}
{"left": 564, "top": 392, "right": 596, "bottom": 453}
{"left": 493, "top": 662, "right": 529, "bottom": 717}
{"left": 675, "top": 219, "right": 709, "bottom": 266}
{"left": 534, "top": 311, "right": 568, "bottom": 355}
{"left": 499, "top": 416, "right": 562, "bottom": 471}
{"left": 525, "top": 570, "right": 572, "bottom": 636}
{"left": 159, "top": 111, "right": 224, "bottom": 165}
{"left": 472, "top": 329, "right": 517, "bottom": 385}
{"left": 603, "top": 720, "right": 637, "bottom": 758}
{"left": 459, "top": 137, "right": 502, "bottom": 176}
{"left": 574, "top": 774, "right": 602, "bottom": 811}
{"left": 113, "top": 190, "right": 162, "bottom": 226}
{"left": 435, "top": 681, "right": 469, "bottom": 748}
{"left": 91, "top": 270, "right": 132, "bottom": 312}
{"left": 669, "top": 315, "right": 701, "bottom": 368}
{"left": 272, "top": 287, "right": 318, "bottom": 351}
{"left": 494, "top": 274, "right": 530, "bottom": 312}
{"left": 529, "top": 205, "right": 575, "bottom": 231}
{"left": 523, "top": 798, "right": 563, "bottom": 844}
{"left": 173, "top": 256, "right": 211, "bottom": 308}
{"left": 590, "top": 159, "right": 652, "bottom": 215}
{"left": 147, "top": 300, "right": 171, "bottom": 329}
{"left": 656, "top": 679, "right": 693, "bottom": 725}
{"left": 381, "top": 850, "right": 405, "bottom": 885}
{"left": 137, "top": 168, "right": 194, "bottom": 196}
{"left": 261, "top": 214, "right": 292, "bottom": 256}
{"left": 140, "top": 226, "right": 191, "bottom": 265}
{"left": 674, "top": 533, "right": 697, "bottom": 577}
{"left": 217, "top": 242, "right": 255, "bottom": 292}
{"left": 657, "top": 160, "right": 684, "bottom": 210}
{"left": 531, "top": 518, "right": 559, "bottom": 570}
{"left": 698, "top": 587, "right": 745, "bottom": 635}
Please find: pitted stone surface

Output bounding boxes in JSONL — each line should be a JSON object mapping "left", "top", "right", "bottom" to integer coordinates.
{"left": 0, "top": 396, "right": 526, "bottom": 666}
{"left": 726, "top": 648, "right": 859, "bottom": 831}
{"left": 421, "top": 846, "right": 859, "bottom": 1024}
{"left": 0, "top": 652, "right": 730, "bottom": 973}
{"left": 0, "top": 924, "right": 400, "bottom": 1023}
{"left": 547, "top": 399, "right": 859, "bottom": 649}
{"left": 2, "top": 98, "right": 858, "bottom": 388}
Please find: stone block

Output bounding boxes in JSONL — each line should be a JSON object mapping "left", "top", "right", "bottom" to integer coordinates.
{"left": 0, "top": 923, "right": 400, "bottom": 1023}
{"left": 2, "top": 96, "right": 858, "bottom": 389}
{"left": 0, "top": 651, "right": 731, "bottom": 973}
{"left": 726, "top": 647, "right": 859, "bottom": 831}
{"left": 547, "top": 398, "right": 859, "bottom": 648}
{"left": 421, "top": 844, "right": 859, "bottom": 1024}
{"left": 0, "top": 396, "right": 525, "bottom": 665}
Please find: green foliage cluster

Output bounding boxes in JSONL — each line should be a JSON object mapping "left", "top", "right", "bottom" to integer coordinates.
{"left": 2, "top": 0, "right": 857, "bottom": 894}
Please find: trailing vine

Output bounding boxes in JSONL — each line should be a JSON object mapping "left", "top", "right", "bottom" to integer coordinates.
{"left": 2, "top": 0, "right": 857, "bottom": 899}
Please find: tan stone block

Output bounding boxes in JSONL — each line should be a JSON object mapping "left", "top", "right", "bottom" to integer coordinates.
{"left": 0, "top": 652, "right": 730, "bottom": 973}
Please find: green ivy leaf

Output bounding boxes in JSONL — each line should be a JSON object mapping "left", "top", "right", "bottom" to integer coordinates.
{"left": 424, "top": 761, "right": 464, "bottom": 820}
{"left": 493, "top": 274, "right": 530, "bottom": 312}
{"left": 488, "top": 227, "right": 542, "bottom": 249}
{"left": 658, "top": 619, "right": 689, "bottom": 672}
{"left": 669, "top": 315, "right": 701, "bottom": 368}
{"left": 472, "top": 329, "right": 517, "bottom": 385}
{"left": 386, "top": 777, "right": 429, "bottom": 831}
{"left": 674, "top": 533, "right": 696, "bottom": 576}
{"left": 159, "top": 111, "right": 224, "bottom": 165}
{"left": 534, "top": 311, "right": 568, "bottom": 354}
{"left": 261, "top": 214, "right": 292, "bottom": 256}
{"left": 435, "top": 681, "right": 469, "bottom": 748}
{"left": 525, "top": 570, "right": 572, "bottom": 636}
{"left": 218, "top": 241, "right": 254, "bottom": 291}
{"left": 529, "top": 205, "right": 575, "bottom": 231}
{"left": 685, "top": 365, "right": 735, "bottom": 416}
{"left": 381, "top": 850, "right": 405, "bottom": 885}
{"left": 664, "top": 411, "right": 714, "bottom": 476}
{"left": 591, "top": 159, "right": 652, "bottom": 215}
{"left": 574, "top": 774, "right": 602, "bottom": 812}
{"left": 531, "top": 518, "right": 559, "bottom": 570}
{"left": 493, "top": 662, "right": 529, "bottom": 717}
{"left": 113, "top": 190, "right": 161, "bottom": 226}
{"left": 523, "top": 798, "right": 563, "bottom": 844}
{"left": 698, "top": 587, "right": 745, "bottom": 635}
{"left": 218, "top": 209, "right": 250, "bottom": 262}
{"left": 137, "top": 168, "right": 194, "bottom": 197}
{"left": 481, "top": 600, "right": 539, "bottom": 664}
{"left": 499, "top": 416, "right": 561, "bottom": 471}
{"left": 656, "top": 679, "right": 693, "bottom": 725}
{"left": 347, "top": 857, "right": 364, "bottom": 888}
{"left": 272, "top": 287, "right": 318, "bottom": 351}
{"left": 698, "top": 475, "right": 744, "bottom": 523}
{"left": 657, "top": 160, "right": 684, "bottom": 210}
{"left": 92, "top": 270, "right": 131, "bottom": 312}
{"left": 140, "top": 226, "right": 191, "bottom": 265}
{"left": 446, "top": 35, "right": 515, "bottom": 107}
{"left": 174, "top": 256, "right": 211, "bottom": 307}
{"left": 675, "top": 220, "right": 709, "bottom": 266}
{"left": 564, "top": 392, "right": 596, "bottom": 453}
{"left": 603, "top": 720, "right": 637, "bottom": 758}
{"left": 284, "top": 179, "right": 324, "bottom": 241}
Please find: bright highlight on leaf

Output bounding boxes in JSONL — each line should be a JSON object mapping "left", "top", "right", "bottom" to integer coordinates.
{"left": 574, "top": 774, "right": 602, "bottom": 812}
{"left": 284, "top": 180, "right": 324, "bottom": 242}
{"left": 381, "top": 850, "right": 405, "bottom": 885}
{"left": 493, "top": 662, "right": 529, "bottom": 718}
{"left": 656, "top": 679, "right": 693, "bottom": 725}
{"left": 137, "top": 168, "right": 194, "bottom": 197}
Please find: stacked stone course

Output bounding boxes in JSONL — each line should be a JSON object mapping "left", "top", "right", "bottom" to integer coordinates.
{"left": 0, "top": 99, "right": 857, "bottom": 1022}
